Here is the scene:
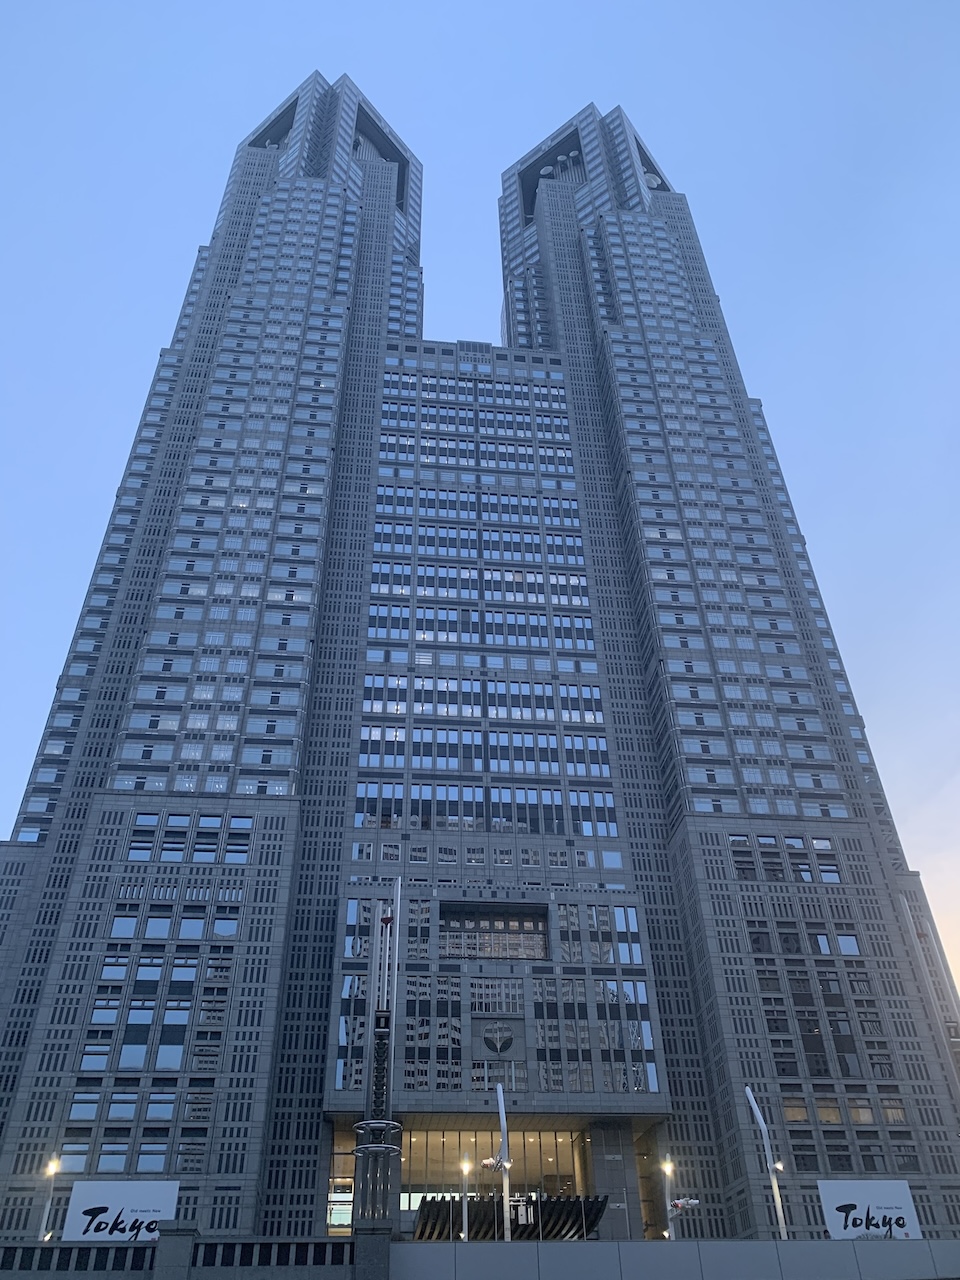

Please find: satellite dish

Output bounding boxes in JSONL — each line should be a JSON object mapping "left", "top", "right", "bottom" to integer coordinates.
{"left": 540, "top": 166, "right": 554, "bottom": 176}
{"left": 645, "top": 172, "right": 662, "bottom": 188}
{"left": 557, "top": 154, "right": 567, "bottom": 163}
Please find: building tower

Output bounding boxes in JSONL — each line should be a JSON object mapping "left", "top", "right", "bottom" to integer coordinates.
{"left": 1, "top": 74, "right": 958, "bottom": 1246}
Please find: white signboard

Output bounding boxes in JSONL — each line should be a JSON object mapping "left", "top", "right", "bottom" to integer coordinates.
{"left": 62, "top": 1181, "right": 179, "bottom": 1243}
{"left": 817, "top": 1180, "right": 922, "bottom": 1240}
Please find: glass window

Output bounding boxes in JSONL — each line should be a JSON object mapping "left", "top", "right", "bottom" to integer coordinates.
{"left": 91, "top": 1000, "right": 119, "bottom": 1024}
{"left": 68, "top": 1092, "right": 100, "bottom": 1120}
{"left": 136, "top": 958, "right": 163, "bottom": 983}
{"left": 108, "top": 1093, "right": 138, "bottom": 1119}
{"left": 155, "top": 1043, "right": 184, "bottom": 1070}
{"left": 97, "top": 1143, "right": 128, "bottom": 1173}
{"left": 146, "top": 1092, "right": 176, "bottom": 1119}
{"left": 59, "top": 1143, "right": 89, "bottom": 1173}
{"left": 137, "top": 1144, "right": 167, "bottom": 1173}
{"left": 79, "top": 1045, "right": 109, "bottom": 1071}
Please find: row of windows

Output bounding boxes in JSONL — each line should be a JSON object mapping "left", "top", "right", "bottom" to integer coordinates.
{"left": 687, "top": 766, "right": 843, "bottom": 795}
{"left": 379, "top": 438, "right": 574, "bottom": 470}
{"left": 100, "top": 956, "right": 204, "bottom": 983}
{"left": 362, "top": 676, "right": 603, "bottom": 721}
{"left": 372, "top": 525, "right": 585, "bottom": 562}
{"left": 56, "top": 1140, "right": 175, "bottom": 1175}
{"left": 380, "top": 382, "right": 566, "bottom": 405}
{"left": 110, "top": 910, "right": 240, "bottom": 939}
{"left": 729, "top": 832, "right": 835, "bottom": 851}
{"left": 365, "top": 650, "right": 599, "bottom": 677}
{"left": 377, "top": 413, "right": 570, "bottom": 443}
{"left": 791, "top": 1141, "right": 922, "bottom": 1175}
{"left": 692, "top": 796, "right": 848, "bottom": 818}
{"left": 367, "top": 607, "right": 594, "bottom": 648}
{"left": 79, "top": 1040, "right": 189, "bottom": 1074}
{"left": 68, "top": 1088, "right": 180, "bottom": 1121}
{"left": 747, "top": 927, "right": 861, "bottom": 957}
{"left": 112, "top": 774, "right": 292, "bottom": 797}
{"left": 375, "top": 488, "right": 580, "bottom": 523}
{"left": 369, "top": 566, "right": 589, "bottom": 602}
{"left": 358, "top": 727, "right": 609, "bottom": 774}
{"left": 354, "top": 783, "right": 618, "bottom": 836}
{"left": 125, "top": 814, "right": 252, "bottom": 863}
{"left": 351, "top": 842, "right": 623, "bottom": 871}
{"left": 391, "top": 1060, "right": 659, "bottom": 1094}
{"left": 782, "top": 1094, "right": 907, "bottom": 1130}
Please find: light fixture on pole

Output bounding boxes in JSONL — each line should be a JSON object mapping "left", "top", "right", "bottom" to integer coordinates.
{"left": 745, "top": 1086, "right": 788, "bottom": 1240}
{"left": 480, "top": 1082, "right": 513, "bottom": 1242}
{"left": 38, "top": 1158, "right": 60, "bottom": 1242}
{"left": 660, "top": 1154, "right": 699, "bottom": 1239}
{"left": 661, "top": 1152, "right": 674, "bottom": 1239}
{"left": 461, "top": 1159, "right": 471, "bottom": 1242}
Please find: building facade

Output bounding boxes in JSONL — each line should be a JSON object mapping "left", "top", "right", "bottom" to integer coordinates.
{"left": 1, "top": 71, "right": 959, "bottom": 1246}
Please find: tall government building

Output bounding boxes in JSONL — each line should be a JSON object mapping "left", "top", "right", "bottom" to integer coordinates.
{"left": 2, "top": 71, "right": 959, "bottom": 1247}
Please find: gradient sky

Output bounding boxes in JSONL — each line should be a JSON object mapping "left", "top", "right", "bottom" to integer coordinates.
{"left": 1, "top": 1, "right": 957, "bottom": 974}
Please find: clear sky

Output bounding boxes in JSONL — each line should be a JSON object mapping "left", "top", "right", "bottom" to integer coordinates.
{"left": 1, "top": 0, "right": 957, "bottom": 975}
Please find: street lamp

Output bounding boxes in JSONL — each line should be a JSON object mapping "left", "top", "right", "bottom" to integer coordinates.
{"left": 745, "top": 1086, "right": 788, "bottom": 1240}
{"left": 38, "top": 1158, "right": 60, "bottom": 1242}
{"left": 480, "top": 1082, "right": 514, "bottom": 1242}
{"left": 461, "top": 1159, "right": 471, "bottom": 1243}
{"left": 661, "top": 1153, "right": 674, "bottom": 1238}
{"left": 660, "top": 1154, "right": 700, "bottom": 1239}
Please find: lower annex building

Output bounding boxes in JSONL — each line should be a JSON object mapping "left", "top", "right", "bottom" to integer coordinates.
{"left": 1, "top": 71, "right": 959, "bottom": 1250}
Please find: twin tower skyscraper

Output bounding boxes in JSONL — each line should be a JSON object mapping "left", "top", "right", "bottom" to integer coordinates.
{"left": 1, "top": 71, "right": 958, "bottom": 1245}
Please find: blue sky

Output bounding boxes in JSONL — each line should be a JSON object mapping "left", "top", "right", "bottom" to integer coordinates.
{"left": 1, "top": 0, "right": 957, "bottom": 971}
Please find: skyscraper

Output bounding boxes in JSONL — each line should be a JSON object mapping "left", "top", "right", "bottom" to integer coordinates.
{"left": 1, "top": 69, "right": 958, "bottom": 1248}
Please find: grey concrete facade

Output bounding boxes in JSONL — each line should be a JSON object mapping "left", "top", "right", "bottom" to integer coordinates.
{"left": 1, "top": 72, "right": 959, "bottom": 1251}
{"left": 1, "top": 1234, "right": 960, "bottom": 1280}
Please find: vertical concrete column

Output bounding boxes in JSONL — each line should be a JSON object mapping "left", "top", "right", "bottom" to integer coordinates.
{"left": 588, "top": 1121, "right": 643, "bottom": 1240}
{"left": 354, "top": 1231, "right": 391, "bottom": 1280}
{"left": 152, "top": 1229, "right": 198, "bottom": 1280}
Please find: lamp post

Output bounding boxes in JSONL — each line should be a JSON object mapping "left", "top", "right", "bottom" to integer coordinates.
{"left": 661, "top": 1153, "right": 674, "bottom": 1239}
{"left": 461, "top": 1159, "right": 471, "bottom": 1242}
{"left": 619, "top": 1186, "right": 633, "bottom": 1241}
{"left": 660, "top": 1154, "right": 700, "bottom": 1240}
{"left": 745, "top": 1086, "right": 788, "bottom": 1240}
{"left": 38, "top": 1158, "right": 60, "bottom": 1242}
{"left": 480, "top": 1082, "right": 513, "bottom": 1242}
